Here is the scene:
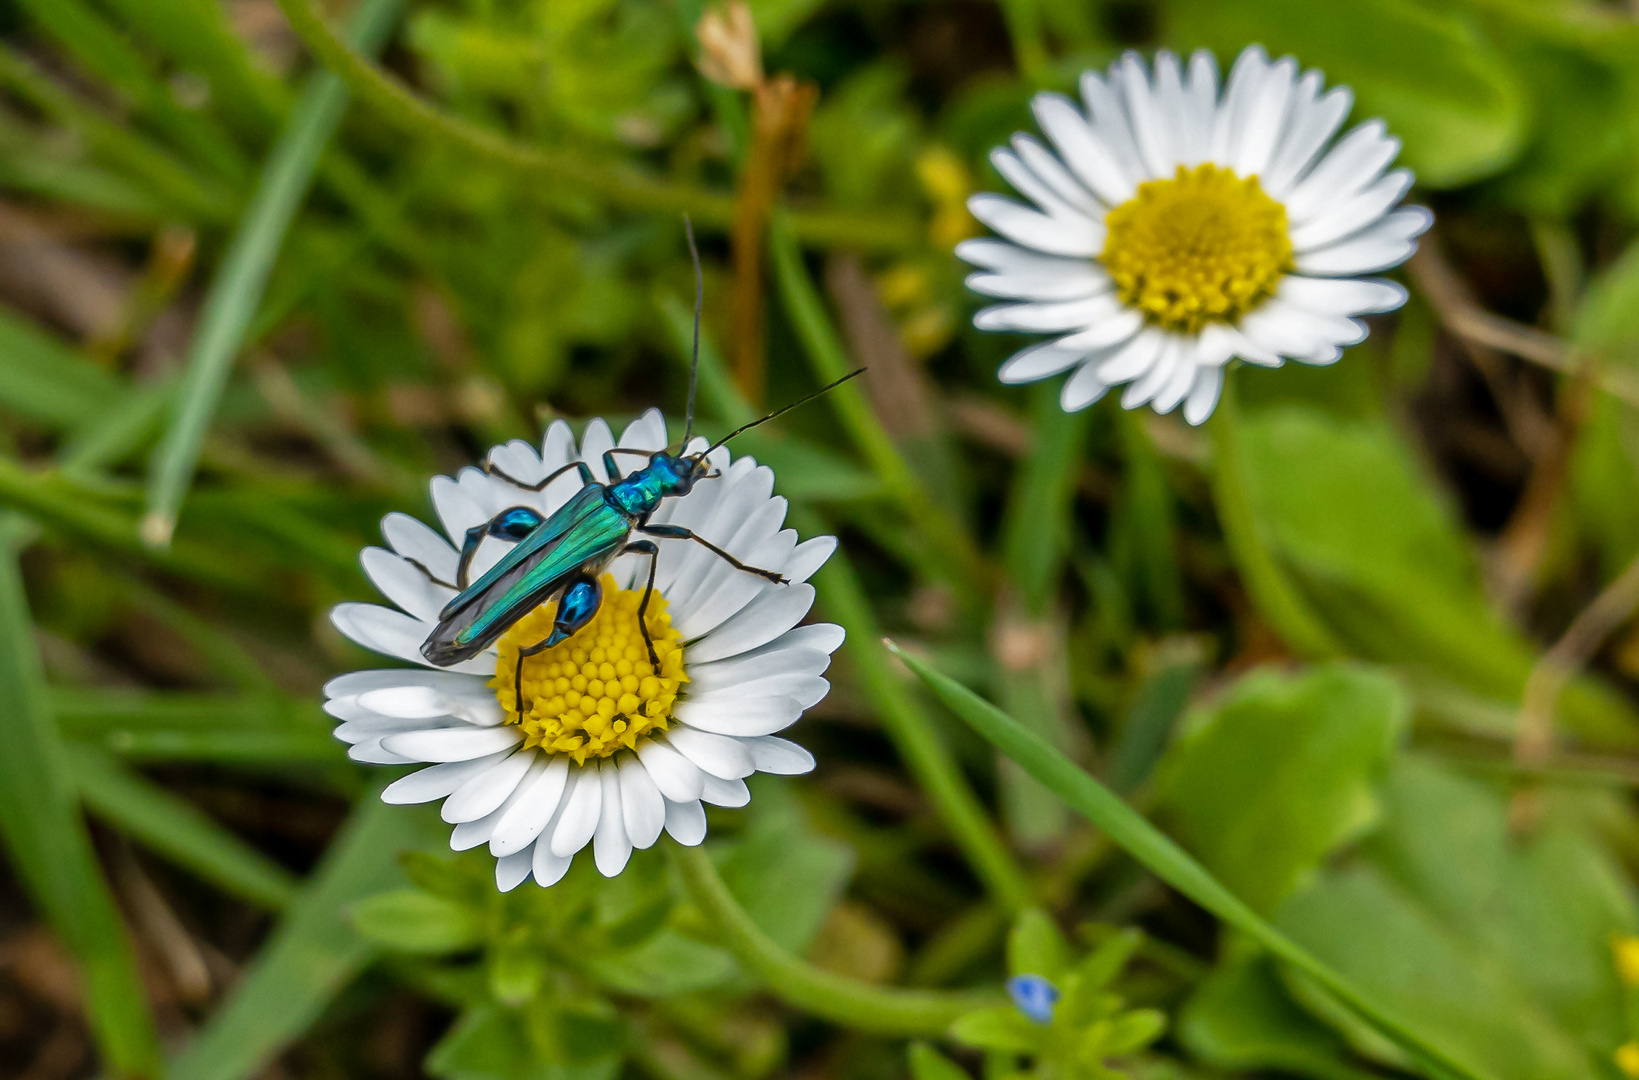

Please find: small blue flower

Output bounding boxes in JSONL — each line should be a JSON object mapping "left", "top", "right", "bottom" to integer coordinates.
{"left": 1006, "top": 974, "right": 1059, "bottom": 1024}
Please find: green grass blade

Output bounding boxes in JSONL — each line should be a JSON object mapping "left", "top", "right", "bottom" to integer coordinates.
{"left": 0, "top": 303, "right": 125, "bottom": 426}
{"left": 0, "top": 515, "right": 164, "bottom": 1079}
{"left": 142, "top": 0, "right": 403, "bottom": 548}
{"left": 169, "top": 796, "right": 441, "bottom": 1080}
{"left": 886, "top": 641, "right": 1498, "bottom": 1080}
{"left": 68, "top": 743, "right": 298, "bottom": 909}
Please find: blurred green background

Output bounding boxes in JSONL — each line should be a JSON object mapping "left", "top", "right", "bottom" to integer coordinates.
{"left": 3, "top": 0, "right": 1639, "bottom": 1078}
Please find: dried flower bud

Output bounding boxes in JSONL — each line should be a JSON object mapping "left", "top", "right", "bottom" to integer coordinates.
{"left": 696, "top": 1, "right": 761, "bottom": 90}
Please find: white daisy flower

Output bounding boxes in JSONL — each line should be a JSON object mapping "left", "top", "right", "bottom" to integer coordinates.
{"left": 325, "top": 408, "right": 841, "bottom": 890}
{"left": 959, "top": 45, "right": 1432, "bottom": 424}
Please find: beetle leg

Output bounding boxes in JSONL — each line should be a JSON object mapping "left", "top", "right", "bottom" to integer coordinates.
{"left": 512, "top": 574, "right": 602, "bottom": 718}
{"left": 403, "top": 556, "right": 458, "bottom": 591}
{"left": 486, "top": 457, "right": 595, "bottom": 493}
{"left": 638, "top": 523, "right": 788, "bottom": 584}
{"left": 455, "top": 506, "right": 548, "bottom": 588}
{"left": 623, "top": 540, "right": 662, "bottom": 670}
{"left": 602, "top": 447, "right": 656, "bottom": 479}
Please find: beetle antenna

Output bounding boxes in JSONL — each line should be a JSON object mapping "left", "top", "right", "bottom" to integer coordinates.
{"left": 703, "top": 368, "right": 866, "bottom": 455}
{"left": 683, "top": 214, "right": 703, "bottom": 447}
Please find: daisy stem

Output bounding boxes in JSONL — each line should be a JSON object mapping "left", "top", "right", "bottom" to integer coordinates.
{"left": 1207, "top": 379, "right": 1345, "bottom": 660}
{"left": 670, "top": 842, "right": 1001, "bottom": 1034}
{"left": 272, "top": 0, "right": 916, "bottom": 252}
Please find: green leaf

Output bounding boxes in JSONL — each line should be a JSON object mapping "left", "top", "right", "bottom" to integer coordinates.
{"left": 1007, "top": 908, "right": 1073, "bottom": 982}
{"left": 1098, "top": 1008, "right": 1166, "bottom": 1056}
{"left": 1154, "top": 664, "right": 1406, "bottom": 915}
{"left": 909, "top": 1042, "right": 973, "bottom": 1080}
{"left": 427, "top": 1005, "right": 622, "bottom": 1080}
{"left": 1238, "top": 404, "right": 1639, "bottom": 749}
{"left": 170, "top": 796, "right": 444, "bottom": 1080}
{"left": 1073, "top": 929, "right": 1143, "bottom": 995}
{"left": 1168, "top": 0, "right": 1528, "bottom": 187}
{"left": 1179, "top": 955, "right": 1375, "bottom": 1080}
{"left": 1272, "top": 756, "right": 1636, "bottom": 1080}
{"left": 584, "top": 929, "right": 738, "bottom": 997}
{"left": 0, "top": 304, "right": 124, "bottom": 427}
{"left": 716, "top": 777, "right": 856, "bottom": 956}
{"left": 351, "top": 888, "right": 483, "bottom": 954}
{"left": 951, "top": 1006, "right": 1048, "bottom": 1053}
{"left": 0, "top": 519, "right": 162, "bottom": 1078}
{"left": 887, "top": 640, "right": 1499, "bottom": 1080}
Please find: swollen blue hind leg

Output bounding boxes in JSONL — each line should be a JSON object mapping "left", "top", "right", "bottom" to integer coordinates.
{"left": 512, "top": 575, "right": 602, "bottom": 719}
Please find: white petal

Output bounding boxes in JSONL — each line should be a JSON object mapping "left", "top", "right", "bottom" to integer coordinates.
{"left": 700, "top": 773, "right": 750, "bottom": 808}
{"left": 1121, "top": 336, "right": 1181, "bottom": 409}
{"left": 1118, "top": 51, "right": 1175, "bottom": 177}
{"left": 1278, "top": 276, "right": 1408, "bottom": 317}
{"left": 965, "top": 264, "right": 1111, "bottom": 302}
{"left": 1060, "top": 360, "right": 1110, "bottom": 411}
{"left": 330, "top": 603, "right": 493, "bottom": 676}
{"left": 665, "top": 726, "right": 755, "bottom": 780}
{"left": 1037, "top": 91, "right": 1136, "bottom": 205}
{"left": 592, "top": 762, "right": 632, "bottom": 877}
{"left": 1011, "top": 134, "right": 1099, "bottom": 212}
{"left": 550, "top": 765, "right": 603, "bottom": 857}
{"left": 490, "top": 756, "right": 571, "bottom": 856}
{"left": 1290, "top": 169, "right": 1414, "bottom": 251}
{"left": 1053, "top": 308, "right": 1146, "bottom": 352}
{"left": 1294, "top": 207, "right": 1431, "bottom": 275}
{"left": 1096, "top": 328, "right": 1164, "bottom": 384}
{"left": 674, "top": 695, "right": 804, "bottom": 737}
{"left": 1284, "top": 120, "right": 1400, "bottom": 224}
{"left": 348, "top": 740, "right": 417, "bottom": 765}
{"left": 688, "top": 672, "right": 829, "bottom": 707}
{"left": 1081, "top": 72, "right": 1149, "bottom": 189}
{"left": 1180, "top": 50, "right": 1219, "bottom": 165}
{"left": 768, "top": 623, "right": 845, "bottom": 656}
{"left": 992, "top": 146, "right": 1085, "bottom": 221}
{"left": 441, "top": 748, "right": 536, "bottom": 823}
{"left": 532, "top": 840, "right": 573, "bottom": 887}
{"left": 956, "top": 239, "right": 1089, "bottom": 273}
{"left": 1151, "top": 345, "right": 1201, "bottom": 415}
{"left": 742, "top": 735, "right": 816, "bottom": 775}
{"left": 782, "top": 536, "right": 836, "bottom": 585}
{"left": 620, "top": 408, "right": 669, "bottom": 454}
{"left": 1184, "top": 364, "right": 1225, "bottom": 426}
{"left": 635, "top": 739, "right": 705, "bottom": 802}
{"left": 977, "top": 295, "right": 1128, "bottom": 334}
{"left": 1264, "top": 81, "right": 1352, "bottom": 199}
{"left": 998, "top": 341, "right": 1088, "bottom": 384}
{"left": 967, "top": 194, "right": 1102, "bottom": 258}
{"left": 618, "top": 753, "right": 666, "bottom": 849}
{"left": 487, "top": 439, "right": 545, "bottom": 487}
{"left": 1209, "top": 45, "right": 1270, "bottom": 164}
{"left": 688, "top": 646, "right": 833, "bottom": 691}
{"left": 381, "top": 513, "right": 458, "bottom": 586}
{"left": 1232, "top": 56, "right": 1296, "bottom": 178}
{"left": 449, "top": 769, "right": 537, "bottom": 850}
{"left": 381, "top": 725, "right": 521, "bottom": 763}
{"left": 357, "top": 685, "right": 502, "bottom": 726}
{"left": 381, "top": 748, "right": 515, "bottom": 804}
{"left": 495, "top": 849, "right": 535, "bottom": 892}
{"left": 579, "top": 418, "right": 616, "bottom": 483}
{"left": 429, "top": 475, "right": 488, "bottom": 547}
{"left": 663, "top": 798, "right": 707, "bottom": 846}
{"left": 541, "top": 419, "right": 576, "bottom": 471}
{"left": 324, "top": 667, "right": 488, "bottom": 700}
{"left": 687, "top": 584, "right": 816, "bottom": 663}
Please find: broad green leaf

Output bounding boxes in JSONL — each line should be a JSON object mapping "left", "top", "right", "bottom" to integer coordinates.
{"left": 888, "top": 641, "right": 1497, "bottom": 1080}
{"left": 951, "top": 1006, "right": 1048, "bottom": 1053}
{"left": 1239, "top": 405, "right": 1639, "bottom": 748}
{"left": 1155, "top": 664, "right": 1405, "bottom": 915}
{"left": 717, "top": 779, "right": 854, "bottom": 955}
{"left": 908, "top": 1042, "right": 973, "bottom": 1080}
{"left": 1007, "top": 908, "right": 1073, "bottom": 982}
{"left": 1168, "top": 0, "right": 1527, "bottom": 187}
{"left": 170, "top": 796, "right": 444, "bottom": 1080}
{"left": 351, "top": 888, "right": 483, "bottom": 954}
{"left": 1274, "top": 756, "right": 1637, "bottom": 1080}
{"left": 426, "top": 1005, "right": 623, "bottom": 1080}
{"left": 1179, "top": 955, "right": 1377, "bottom": 1080}
{"left": 584, "top": 929, "right": 738, "bottom": 997}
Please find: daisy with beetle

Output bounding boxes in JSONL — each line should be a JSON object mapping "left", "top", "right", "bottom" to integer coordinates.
{"left": 327, "top": 224, "right": 855, "bottom": 890}
{"left": 961, "top": 44, "right": 1431, "bottom": 423}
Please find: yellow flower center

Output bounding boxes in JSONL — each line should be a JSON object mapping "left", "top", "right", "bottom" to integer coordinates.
{"left": 1101, "top": 164, "right": 1291, "bottom": 334}
{"left": 491, "top": 574, "right": 686, "bottom": 765}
